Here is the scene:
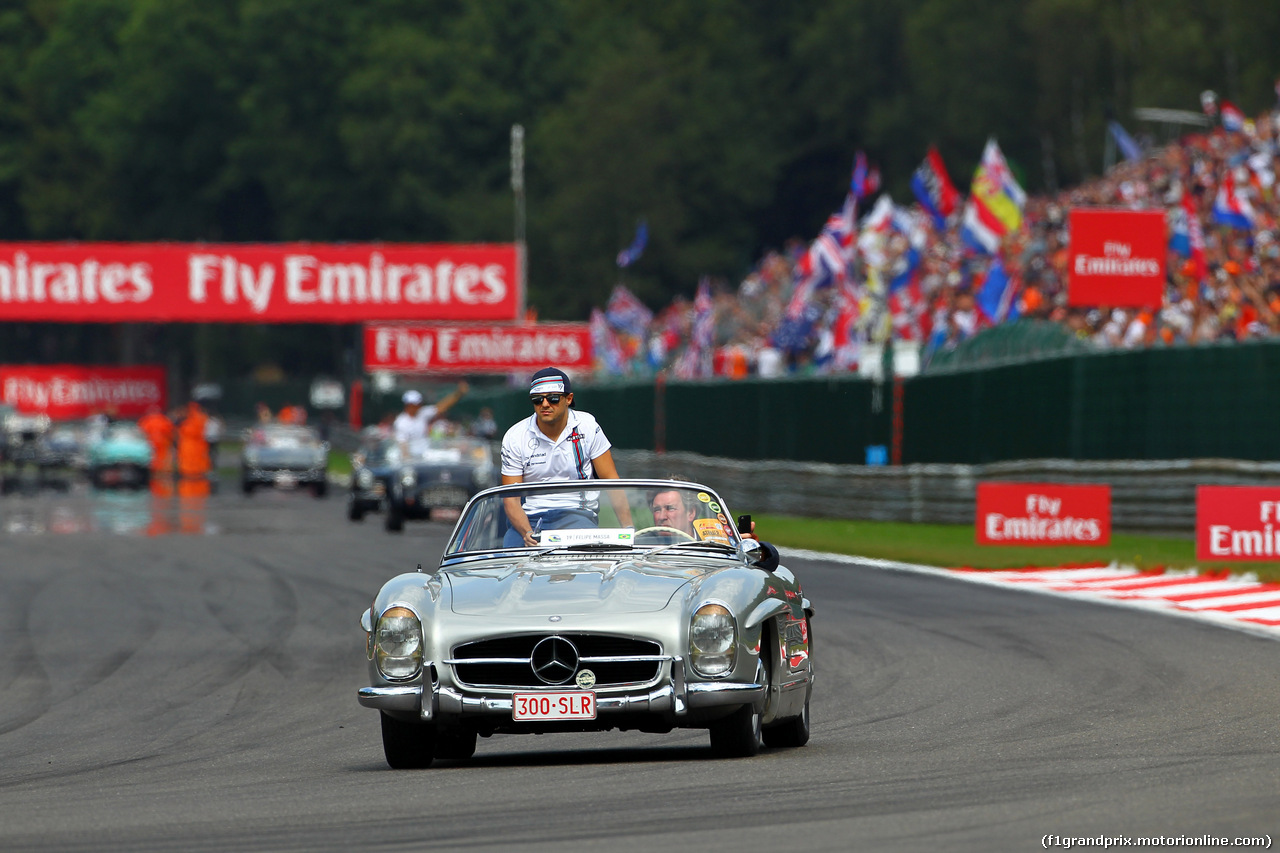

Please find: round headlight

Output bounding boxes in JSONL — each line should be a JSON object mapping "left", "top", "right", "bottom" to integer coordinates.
{"left": 357, "top": 470, "right": 374, "bottom": 488}
{"left": 400, "top": 469, "right": 416, "bottom": 487}
{"left": 375, "top": 606, "right": 422, "bottom": 679}
{"left": 690, "top": 603, "right": 736, "bottom": 677}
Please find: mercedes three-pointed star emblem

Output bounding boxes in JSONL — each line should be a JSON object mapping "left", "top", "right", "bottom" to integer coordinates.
{"left": 530, "top": 635, "right": 579, "bottom": 685}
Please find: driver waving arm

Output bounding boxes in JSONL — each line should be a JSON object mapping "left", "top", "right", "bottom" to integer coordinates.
{"left": 500, "top": 368, "right": 632, "bottom": 546}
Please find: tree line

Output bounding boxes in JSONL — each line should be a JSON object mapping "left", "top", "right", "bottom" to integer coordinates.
{"left": 0, "top": 0, "right": 1276, "bottom": 381}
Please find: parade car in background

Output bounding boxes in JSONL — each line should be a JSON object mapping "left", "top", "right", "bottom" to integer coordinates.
{"left": 2, "top": 408, "right": 50, "bottom": 467}
{"left": 347, "top": 433, "right": 396, "bottom": 521}
{"left": 35, "top": 421, "right": 90, "bottom": 487}
{"left": 87, "top": 422, "right": 153, "bottom": 489}
{"left": 240, "top": 423, "right": 330, "bottom": 496}
{"left": 383, "top": 436, "right": 495, "bottom": 532}
{"left": 38, "top": 421, "right": 90, "bottom": 471}
{"left": 357, "top": 478, "right": 814, "bottom": 768}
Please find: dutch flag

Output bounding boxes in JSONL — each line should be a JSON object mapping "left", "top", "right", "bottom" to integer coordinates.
{"left": 1212, "top": 171, "right": 1256, "bottom": 230}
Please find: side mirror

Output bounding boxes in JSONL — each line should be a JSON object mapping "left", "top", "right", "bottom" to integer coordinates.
{"left": 750, "top": 540, "right": 780, "bottom": 573}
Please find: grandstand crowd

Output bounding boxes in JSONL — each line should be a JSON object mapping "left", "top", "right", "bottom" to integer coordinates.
{"left": 590, "top": 92, "right": 1280, "bottom": 378}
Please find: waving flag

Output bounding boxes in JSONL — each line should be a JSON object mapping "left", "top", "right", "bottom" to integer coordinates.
{"left": 1182, "top": 193, "right": 1208, "bottom": 281}
{"left": 851, "top": 151, "right": 880, "bottom": 201}
{"left": 674, "top": 278, "right": 715, "bottom": 378}
{"left": 590, "top": 309, "right": 626, "bottom": 373}
{"left": 911, "top": 146, "right": 960, "bottom": 228}
{"left": 615, "top": 220, "right": 649, "bottom": 268}
{"left": 961, "top": 139, "right": 1026, "bottom": 254}
{"left": 1220, "top": 101, "right": 1245, "bottom": 132}
{"left": 887, "top": 278, "right": 930, "bottom": 342}
{"left": 830, "top": 277, "right": 864, "bottom": 371}
{"left": 1168, "top": 205, "right": 1190, "bottom": 257}
{"left": 1108, "top": 121, "right": 1143, "bottom": 162}
{"left": 888, "top": 245, "right": 921, "bottom": 293}
{"left": 976, "top": 258, "right": 1020, "bottom": 324}
{"left": 1212, "top": 170, "right": 1256, "bottom": 230}
{"left": 604, "top": 284, "right": 653, "bottom": 335}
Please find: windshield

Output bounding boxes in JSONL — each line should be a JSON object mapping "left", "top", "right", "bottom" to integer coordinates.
{"left": 252, "top": 425, "right": 321, "bottom": 447}
{"left": 445, "top": 480, "right": 743, "bottom": 556}
{"left": 401, "top": 436, "right": 491, "bottom": 464}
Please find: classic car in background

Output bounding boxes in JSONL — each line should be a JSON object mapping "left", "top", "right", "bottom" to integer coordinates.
{"left": 382, "top": 436, "right": 496, "bottom": 533}
{"left": 240, "top": 423, "right": 330, "bottom": 496}
{"left": 358, "top": 479, "right": 814, "bottom": 768}
{"left": 347, "top": 432, "right": 396, "bottom": 521}
{"left": 87, "top": 422, "right": 153, "bottom": 489}
{"left": 30, "top": 421, "right": 91, "bottom": 489}
{"left": 37, "top": 421, "right": 90, "bottom": 472}
{"left": 0, "top": 405, "right": 52, "bottom": 492}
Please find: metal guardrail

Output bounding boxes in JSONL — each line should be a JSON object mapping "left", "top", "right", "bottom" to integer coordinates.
{"left": 614, "top": 451, "right": 1280, "bottom": 533}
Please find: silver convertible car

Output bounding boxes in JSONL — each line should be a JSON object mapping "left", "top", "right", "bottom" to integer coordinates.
{"left": 358, "top": 478, "right": 814, "bottom": 768}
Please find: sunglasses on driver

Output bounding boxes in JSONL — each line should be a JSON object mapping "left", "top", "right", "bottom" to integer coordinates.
{"left": 529, "top": 394, "right": 563, "bottom": 406}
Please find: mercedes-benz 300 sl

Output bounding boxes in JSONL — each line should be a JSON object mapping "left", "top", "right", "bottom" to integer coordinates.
{"left": 358, "top": 478, "right": 813, "bottom": 768}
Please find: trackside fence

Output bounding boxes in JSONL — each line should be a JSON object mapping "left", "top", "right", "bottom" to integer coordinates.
{"left": 612, "top": 451, "right": 1280, "bottom": 533}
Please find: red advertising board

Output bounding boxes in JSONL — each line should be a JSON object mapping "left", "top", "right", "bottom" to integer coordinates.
{"left": 0, "top": 242, "right": 519, "bottom": 322}
{"left": 364, "top": 323, "right": 593, "bottom": 373}
{"left": 1196, "top": 486, "right": 1280, "bottom": 561}
{"left": 0, "top": 365, "right": 167, "bottom": 420}
{"left": 976, "top": 482, "right": 1111, "bottom": 545}
{"left": 1067, "top": 208, "right": 1166, "bottom": 308}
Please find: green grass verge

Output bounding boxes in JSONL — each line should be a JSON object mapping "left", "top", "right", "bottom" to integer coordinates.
{"left": 755, "top": 513, "right": 1280, "bottom": 583}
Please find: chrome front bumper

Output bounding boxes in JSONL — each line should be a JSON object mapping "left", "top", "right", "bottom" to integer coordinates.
{"left": 357, "top": 657, "right": 765, "bottom": 722}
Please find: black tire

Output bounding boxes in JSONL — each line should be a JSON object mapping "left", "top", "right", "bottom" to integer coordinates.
{"left": 709, "top": 702, "right": 763, "bottom": 758}
{"left": 763, "top": 692, "right": 811, "bottom": 748}
{"left": 348, "top": 498, "right": 365, "bottom": 522}
{"left": 312, "top": 480, "right": 328, "bottom": 498}
{"left": 434, "top": 728, "right": 477, "bottom": 760}
{"left": 385, "top": 504, "right": 404, "bottom": 533}
{"left": 379, "top": 713, "right": 436, "bottom": 769}
{"left": 241, "top": 478, "right": 255, "bottom": 495}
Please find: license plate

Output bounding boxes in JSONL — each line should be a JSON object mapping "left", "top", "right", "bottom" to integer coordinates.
{"left": 512, "top": 691, "right": 596, "bottom": 721}
{"left": 275, "top": 472, "right": 297, "bottom": 487}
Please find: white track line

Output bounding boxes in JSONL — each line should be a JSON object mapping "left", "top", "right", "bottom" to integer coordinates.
{"left": 779, "top": 547, "right": 1280, "bottom": 642}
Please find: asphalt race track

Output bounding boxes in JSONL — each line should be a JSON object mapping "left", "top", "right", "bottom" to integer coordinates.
{"left": 0, "top": 485, "right": 1276, "bottom": 852}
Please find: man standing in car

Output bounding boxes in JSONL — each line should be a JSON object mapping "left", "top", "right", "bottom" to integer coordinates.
{"left": 394, "top": 382, "right": 469, "bottom": 449}
{"left": 500, "top": 367, "right": 630, "bottom": 545}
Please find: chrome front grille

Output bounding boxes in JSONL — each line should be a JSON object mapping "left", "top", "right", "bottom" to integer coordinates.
{"left": 448, "top": 633, "right": 664, "bottom": 688}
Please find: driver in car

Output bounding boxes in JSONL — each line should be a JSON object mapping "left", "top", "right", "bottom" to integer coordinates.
{"left": 649, "top": 487, "right": 699, "bottom": 538}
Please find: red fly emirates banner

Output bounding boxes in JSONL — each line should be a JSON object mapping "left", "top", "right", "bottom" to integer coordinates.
{"left": 1, "top": 365, "right": 167, "bottom": 419}
{"left": 976, "top": 482, "right": 1111, "bottom": 545}
{"left": 365, "top": 323, "right": 592, "bottom": 373}
{"left": 1196, "top": 486, "right": 1280, "bottom": 561}
{"left": 1067, "top": 208, "right": 1166, "bottom": 308}
{"left": 0, "top": 242, "right": 519, "bottom": 322}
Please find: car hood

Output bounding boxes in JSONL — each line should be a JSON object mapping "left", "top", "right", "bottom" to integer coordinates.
{"left": 445, "top": 557, "right": 717, "bottom": 617}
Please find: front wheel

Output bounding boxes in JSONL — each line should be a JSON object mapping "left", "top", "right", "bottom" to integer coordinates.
{"left": 380, "top": 713, "right": 436, "bottom": 769}
{"left": 708, "top": 702, "right": 762, "bottom": 758}
{"left": 763, "top": 693, "right": 810, "bottom": 748}
{"left": 434, "top": 728, "right": 477, "bottom": 760}
{"left": 385, "top": 504, "right": 404, "bottom": 533}
{"left": 348, "top": 498, "right": 365, "bottom": 522}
